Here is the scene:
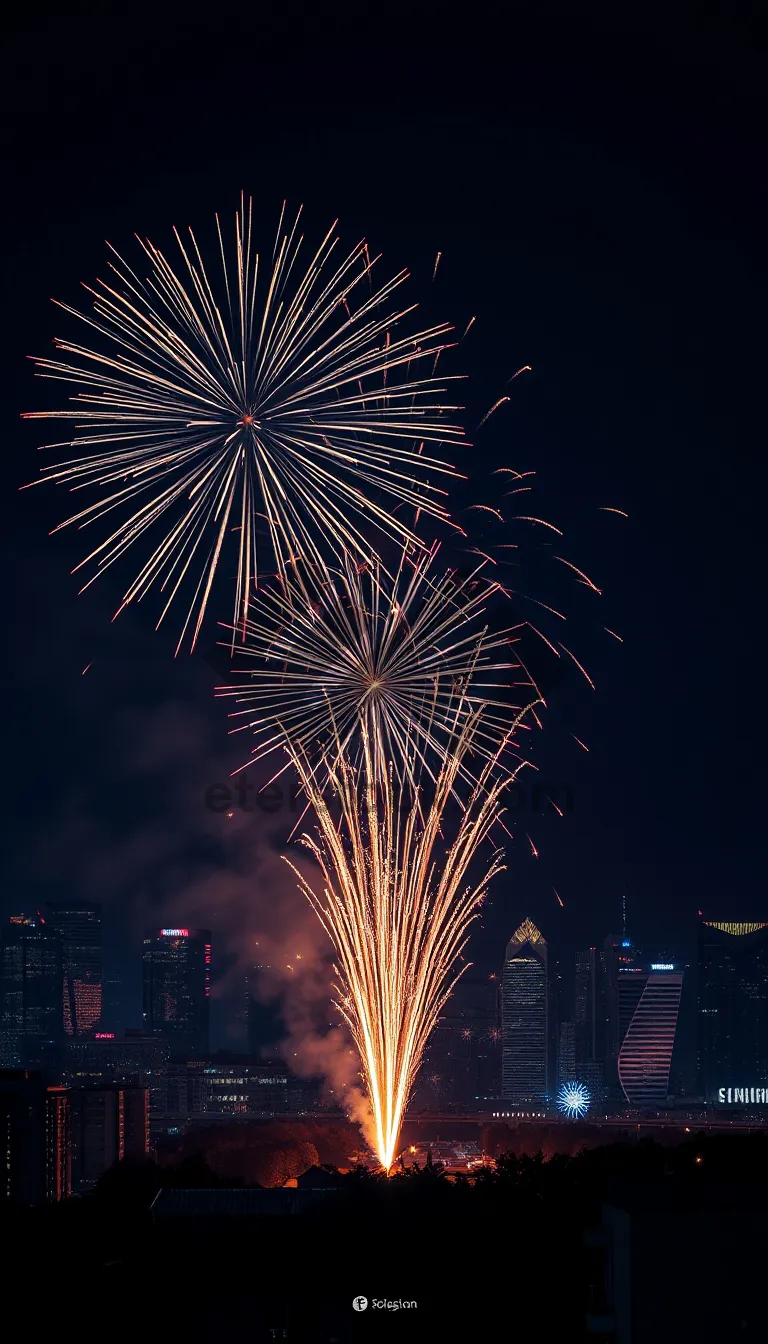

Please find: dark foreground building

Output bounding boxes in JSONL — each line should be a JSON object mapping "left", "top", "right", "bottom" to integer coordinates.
{"left": 70, "top": 1085, "right": 149, "bottom": 1191}
{"left": 0, "top": 1071, "right": 70, "bottom": 1203}
{"left": 586, "top": 1185, "right": 766, "bottom": 1341}
{"left": 1, "top": 1070, "right": 149, "bottom": 1202}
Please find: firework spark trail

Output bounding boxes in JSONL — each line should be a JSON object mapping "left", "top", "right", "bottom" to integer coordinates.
{"left": 221, "top": 545, "right": 538, "bottom": 792}
{"left": 285, "top": 711, "right": 514, "bottom": 1170}
{"left": 23, "top": 198, "right": 468, "bottom": 650}
{"left": 477, "top": 396, "right": 509, "bottom": 428}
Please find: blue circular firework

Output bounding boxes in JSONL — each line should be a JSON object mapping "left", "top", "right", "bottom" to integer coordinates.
{"left": 557, "top": 1081, "right": 591, "bottom": 1118}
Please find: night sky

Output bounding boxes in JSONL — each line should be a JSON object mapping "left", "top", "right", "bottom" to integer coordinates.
{"left": 2, "top": 3, "right": 766, "bottom": 1041}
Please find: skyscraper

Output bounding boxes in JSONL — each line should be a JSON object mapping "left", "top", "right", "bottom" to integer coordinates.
{"left": 617, "top": 965, "right": 684, "bottom": 1107}
{"left": 574, "top": 947, "right": 598, "bottom": 1064}
{"left": 0, "top": 916, "right": 63, "bottom": 1067}
{"left": 46, "top": 902, "right": 103, "bottom": 1036}
{"left": 557, "top": 1020, "right": 576, "bottom": 1086}
{"left": 598, "top": 933, "right": 642, "bottom": 1095}
{"left": 142, "top": 928, "right": 210, "bottom": 1058}
{"left": 0, "top": 1071, "right": 71, "bottom": 1204}
{"left": 574, "top": 944, "right": 621, "bottom": 1099}
{"left": 618, "top": 961, "right": 648, "bottom": 1047}
{"left": 501, "top": 918, "right": 549, "bottom": 1102}
{"left": 697, "top": 919, "right": 768, "bottom": 1102}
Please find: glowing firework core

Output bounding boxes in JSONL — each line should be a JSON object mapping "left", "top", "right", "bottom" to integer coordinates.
{"left": 225, "top": 547, "right": 530, "bottom": 791}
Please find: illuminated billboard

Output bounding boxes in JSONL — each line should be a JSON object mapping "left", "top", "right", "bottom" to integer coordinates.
{"left": 717, "top": 1086, "right": 768, "bottom": 1105}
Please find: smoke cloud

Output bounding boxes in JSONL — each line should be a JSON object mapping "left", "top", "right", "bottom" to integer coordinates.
{"left": 17, "top": 665, "right": 373, "bottom": 1142}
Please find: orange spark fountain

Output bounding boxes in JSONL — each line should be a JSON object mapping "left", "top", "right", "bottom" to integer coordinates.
{"left": 285, "top": 709, "right": 523, "bottom": 1170}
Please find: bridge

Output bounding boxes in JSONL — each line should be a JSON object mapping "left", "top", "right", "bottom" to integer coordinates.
{"left": 153, "top": 1109, "right": 768, "bottom": 1135}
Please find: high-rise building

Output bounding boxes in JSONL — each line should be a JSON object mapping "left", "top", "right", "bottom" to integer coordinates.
{"left": 46, "top": 1084, "right": 71, "bottom": 1202}
{"left": 142, "top": 928, "right": 211, "bottom": 1058}
{"left": 46, "top": 902, "right": 103, "bottom": 1036}
{"left": 501, "top": 918, "right": 549, "bottom": 1102}
{"left": 597, "top": 933, "right": 644, "bottom": 1096}
{"left": 573, "top": 946, "right": 610, "bottom": 1096}
{"left": 599, "top": 933, "right": 624, "bottom": 1064}
{"left": 697, "top": 919, "right": 768, "bottom": 1102}
{"left": 62, "top": 1030, "right": 170, "bottom": 1113}
{"left": 618, "top": 962, "right": 648, "bottom": 1046}
{"left": 574, "top": 948, "right": 599, "bottom": 1064}
{"left": 0, "top": 916, "right": 63, "bottom": 1067}
{"left": 101, "top": 971, "right": 125, "bottom": 1035}
{"left": 69, "top": 1085, "right": 149, "bottom": 1191}
{"left": 617, "top": 964, "right": 684, "bottom": 1107}
{"left": 0, "top": 1070, "right": 71, "bottom": 1204}
{"left": 557, "top": 1020, "right": 576, "bottom": 1086}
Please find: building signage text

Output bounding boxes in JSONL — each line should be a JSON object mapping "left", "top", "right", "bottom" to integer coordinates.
{"left": 717, "top": 1086, "right": 768, "bottom": 1105}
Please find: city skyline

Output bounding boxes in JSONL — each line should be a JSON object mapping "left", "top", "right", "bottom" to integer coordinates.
{"left": 0, "top": 902, "right": 744, "bottom": 1103}
{"left": 4, "top": 902, "right": 766, "bottom": 1114}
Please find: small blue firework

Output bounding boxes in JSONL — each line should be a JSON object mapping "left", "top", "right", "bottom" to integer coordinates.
{"left": 557, "top": 1081, "right": 590, "bottom": 1118}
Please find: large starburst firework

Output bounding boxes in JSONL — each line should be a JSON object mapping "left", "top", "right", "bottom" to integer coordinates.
{"left": 24, "top": 198, "right": 466, "bottom": 650}
{"left": 222, "top": 544, "right": 538, "bottom": 790}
